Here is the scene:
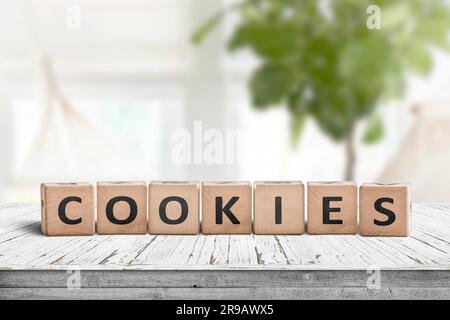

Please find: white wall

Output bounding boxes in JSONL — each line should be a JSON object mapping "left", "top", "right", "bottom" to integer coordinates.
{"left": 1, "top": 0, "right": 450, "bottom": 202}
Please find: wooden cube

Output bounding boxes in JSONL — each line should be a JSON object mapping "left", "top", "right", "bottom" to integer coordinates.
{"left": 254, "top": 181, "right": 305, "bottom": 235}
{"left": 307, "top": 181, "right": 357, "bottom": 234}
{"left": 148, "top": 181, "right": 199, "bottom": 234}
{"left": 359, "top": 183, "right": 411, "bottom": 236}
{"left": 41, "top": 182, "right": 94, "bottom": 236}
{"left": 201, "top": 182, "right": 252, "bottom": 234}
{"left": 96, "top": 181, "right": 147, "bottom": 234}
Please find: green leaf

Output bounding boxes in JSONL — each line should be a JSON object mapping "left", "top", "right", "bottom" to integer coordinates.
{"left": 192, "top": 0, "right": 450, "bottom": 146}
{"left": 290, "top": 114, "right": 306, "bottom": 147}
{"left": 406, "top": 44, "right": 433, "bottom": 75}
{"left": 191, "top": 12, "right": 225, "bottom": 45}
{"left": 191, "top": 1, "right": 251, "bottom": 45}
{"left": 228, "top": 21, "right": 298, "bottom": 60}
{"left": 249, "top": 64, "right": 293, "bottom": 107}
{"left": 362, "top": 114, "right": 384, "bottom": 144}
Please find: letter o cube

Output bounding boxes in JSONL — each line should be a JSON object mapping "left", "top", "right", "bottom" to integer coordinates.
{"left": 96, "top": 181, "right": 147, "bottom": 234}
{"left": 148, "top": 181, "right": 200, "bottom": 234}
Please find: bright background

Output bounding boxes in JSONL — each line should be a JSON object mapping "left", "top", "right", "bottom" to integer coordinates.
{"left": 1, "top": 0, "right": 450, "bottom": 202}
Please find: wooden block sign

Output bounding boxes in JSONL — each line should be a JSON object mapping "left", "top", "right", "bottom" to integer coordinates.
{"left": 41, "top": 182, "right": 94, "bottom": 236}
{"left": 307, "top": 181, "right": 357, "bottom": 234}
{"left": 201, "top": 182, "right": 252, "bottom": 234}
{"left": 359, "top": 183, "right": 411, "bottom": 236}
{"left": 96, "top": 181, "right": 147, "bottom": 234}
{"left": 40, "top": 180, "right": 412, "bottom": 236}
{"left": 149, "top": 181, "right": 200, "bottom": 234}
{"left": 254, "top": 181, "right": 305, "bottom": 235}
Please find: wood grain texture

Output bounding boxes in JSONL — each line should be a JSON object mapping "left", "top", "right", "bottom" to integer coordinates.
{"left": 3, "top": 270, "right": 450, "bottom": 288}
{"left": 96, "top": 181, "right": 147, "bottom": 235}
{"left": 40, "top": 183, "right": 94, "bottom": 236}
{"left": 201, "top": 182, "right": 252, "bottom": 234}
{"left": 359, "top": 183, "right": 411, "bottom": 236}
{"left": 254, "top": 181, "right": 304, "bottom": 235}
{"left": 149, "top": 181, "right": 199, "bottom": 235}
{"left": 1, "top": 203, "right": 450, "bottom": 299}
{"left": 1, "top": 203, "right": 450, "bottom": 271}
{"left": 307, "top": 182, "right": 357, "bottom": 235}
{"left": 3, "top": 287, "right": 450, "bottom": 300}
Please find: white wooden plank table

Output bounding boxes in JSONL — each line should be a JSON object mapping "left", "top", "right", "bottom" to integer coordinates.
{"left": 1, "top": 203, "right": 450, "bottom": 299}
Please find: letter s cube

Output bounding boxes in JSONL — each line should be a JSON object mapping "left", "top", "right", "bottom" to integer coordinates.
{"left": 359, "top": 183, "right": 411, "bottom": 236}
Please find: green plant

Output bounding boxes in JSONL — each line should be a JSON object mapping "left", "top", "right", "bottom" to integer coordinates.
{"left": 193, "top": 0, "right": 450, "bottom": 179}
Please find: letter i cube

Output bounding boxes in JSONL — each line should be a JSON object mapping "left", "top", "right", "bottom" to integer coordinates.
{"left": 254, "top": 181, "right": 305, "bottom": 234}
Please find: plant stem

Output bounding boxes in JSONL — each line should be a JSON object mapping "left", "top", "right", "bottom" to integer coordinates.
{"left": 344, "top": 125, "right": 356, "bottom": 181}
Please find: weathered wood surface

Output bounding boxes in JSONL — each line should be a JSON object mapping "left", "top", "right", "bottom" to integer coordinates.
{"left": 0, "top": 203, "right": 450, "bottom": 299}
{"left": 3, "top": 287, "right": 450, "bottom": 300}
